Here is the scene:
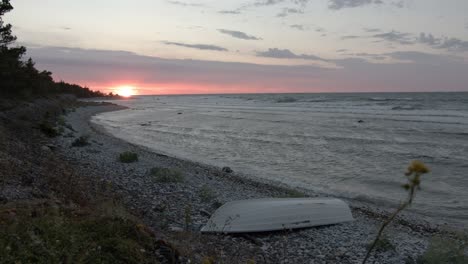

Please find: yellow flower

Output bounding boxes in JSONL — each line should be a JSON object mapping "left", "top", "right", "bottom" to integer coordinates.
{"left": 407, "top": 160, "right": 429, "bottom": 174}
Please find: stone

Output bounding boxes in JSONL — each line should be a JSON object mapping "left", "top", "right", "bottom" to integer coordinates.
{"left": 169, "top": 226, "right": 184, "bottom": 232}
{"left": 222, "top": 166, "right": 233, "bottom": 173}
{"left": 41, "top": 145, "right": 51, "bottom": 152}
{"left": 199, "top": 209, "right": 211, "bottom": 217}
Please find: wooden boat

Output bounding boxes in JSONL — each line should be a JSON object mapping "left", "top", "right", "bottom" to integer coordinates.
{"left": 201, "top": 198, "right": 354, "bottom": 233}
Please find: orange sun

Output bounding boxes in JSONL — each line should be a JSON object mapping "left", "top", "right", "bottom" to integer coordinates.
{"left": 115, "top": 86, "right": 136, "bottom": 97}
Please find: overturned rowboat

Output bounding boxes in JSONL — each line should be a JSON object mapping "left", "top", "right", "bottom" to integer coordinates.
{"left": 201, "top": 198, "right": 354, "bottom": 233}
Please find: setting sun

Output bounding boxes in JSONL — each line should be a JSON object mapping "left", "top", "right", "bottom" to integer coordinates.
{"left": 115, "top": 86, "right": 136, "bottom": 97}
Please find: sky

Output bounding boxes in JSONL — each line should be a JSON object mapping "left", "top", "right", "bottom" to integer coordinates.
{"left": 6, "top": 0, "right": 468, "bottom": 94}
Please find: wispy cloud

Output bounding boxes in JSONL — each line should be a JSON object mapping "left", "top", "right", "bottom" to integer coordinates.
{"left": 162, "top": 41, "right": 228, "bottom": 51}
{"left": 256, "top": 48, "right": 326, "bottom": 61}
{"left": 363, "top": 27, "right": 381, "bottom": 33}
{"left": 218, "top": 10, "right": 241, "bottom": 14}
{"left": 166, "top": 1, "right": 204, "bottom": 7}
{"left": 290, "top": 24, "right": 306, "bottom": 30}
{"left": 277, "top": 8, "right": 303, "bottom": 17}
{"left": 230, "top": 0, "right": 311, "bottom": 16}
{"left": 218, "top": 29, "right": 261, "bottom": 40}
{"left": 328, "top": 0, "right": 382, "bottom": 10}
{"left": 254, "top": 0, "right": 285, "bottom": 7}
{"left": 344, "top": 30, "right": 468, "bottom": 52}
{"left": 341, "top": 35, "right": 360, "bottom": 40}
{"left": 372, "top": 30, "right": 414, "bottom": 44}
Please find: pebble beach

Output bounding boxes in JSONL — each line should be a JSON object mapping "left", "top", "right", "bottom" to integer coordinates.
{"left": 49, "top": 103, "right": 443, "bottom": 263}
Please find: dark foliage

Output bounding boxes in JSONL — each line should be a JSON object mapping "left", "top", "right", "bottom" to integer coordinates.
{"left": 0, "top": 0, "right": 107, "bottom": 99}
{"left": 119, "top": 152, "right": 139, "bottom": 163}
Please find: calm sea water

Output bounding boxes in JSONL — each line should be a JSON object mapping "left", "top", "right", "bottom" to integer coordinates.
{"left": 92, "top": 93, "right": 468, "bottom": 227}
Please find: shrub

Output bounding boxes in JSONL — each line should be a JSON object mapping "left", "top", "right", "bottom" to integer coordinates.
{"left": 39, "top": 122, "right": 60, "bottom": 137}
{"left": 367, "top": 236, "right": 395, "bottom": 253}
{"left": 199, "top": 185, "right": 216, "bottom": 203}
{"left": 119, "top": 152, "right": 138, "bottom": 163}
{"left": 417, "top": 234, "right": 468, "bottom": 264}
{"left": 71, "top": 135, "right": 90, "bottom": 147}
{"left": 363, "top": 160, "right": 430, "bottom": 264}
{"left": 57, "top": 115, "right": 66, "bottom": 126}
{"left": 150, "top": 167, "right": 184, "bottom": 183}
{"left": 0, "top": 201, "right": 160, "bottom": 264}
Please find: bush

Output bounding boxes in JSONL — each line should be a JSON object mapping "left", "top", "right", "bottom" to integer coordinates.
{"left": 39, "top": 122, "right": 60, "bottom": 137}
{"left": 150, "top": 167, "right": 184, "bottom": 183}
{"left": 198, "top": 185, "right": 216, "bottom": 203}
{"left": 0, "top": 201, "right": 160, "bottom": 264}
{"left": 71, "top": 135, "right": 90, "bottom": 147}
{"left": 367, "top": 237, "right": 395, "bottom": 253}
{"left": 417, "top": 234, "right": 468, "bottom": 264}
{"left": 119, "top": 152, "right": 138, "bottom": 163}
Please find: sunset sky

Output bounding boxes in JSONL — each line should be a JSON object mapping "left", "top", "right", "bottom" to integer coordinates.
{"left": 6, "top": 0, "right": 468, "bottom": 94}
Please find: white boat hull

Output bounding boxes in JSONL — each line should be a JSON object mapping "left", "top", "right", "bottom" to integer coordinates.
{"left": 201, "top": 198, "right": 354, "bottom": 233}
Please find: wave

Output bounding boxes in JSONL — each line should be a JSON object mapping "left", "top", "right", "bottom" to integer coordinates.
{"left": 368, "top": 97, "right": 415, "bottom": 102}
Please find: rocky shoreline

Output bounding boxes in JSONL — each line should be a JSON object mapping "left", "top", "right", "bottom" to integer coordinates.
{"left": 49, "top": 103, "right": 440, "bottom": 263}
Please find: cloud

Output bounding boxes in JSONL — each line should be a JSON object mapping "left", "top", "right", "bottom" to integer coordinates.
{"left": 25, "top": 45, "right": 468, "bottom": 93}
{"left": 166, "top": 1, "right": 204, "bottom": 7}
{"left": 418, "top": 33, "right": 440, "bottom": 46}
{"left": 254, "top": 0, "right": 285, "bottom": 7}
{"left": 290, "top": 24, "right": 306, "bottom": 30}
{"left": 218, "top": 29, "right": 261, "bottom": 40}
{"left": 416, "top": 33, "right": 468, "bottom": 52}
{"left": 162, "top": 41, "right": 228, "bottom": 51}
{"left": 391, "top": 0, "right": 404, "bottom": 8}
{"left": 315, "top": 27, "right": 325, "bottom": 32}
{"left": 218, "top": 10, "right": 241, "bottom": 14}
{"left": 277, "top": 7, "right": 303, "bottom": 17}
{"left": 338, "top": 30, "right": 468, "bottom": 53}
{"left": 328, "top": 0, "right": 384, "bottom": 10}
{"left": 256, "top": 48, "right": 326, "bottom": 61}
{"left": 434, "top": 37, "right": 468, "bottom": 52}
{"left": 372, "top": 30, "right": 414, "bottom": 44}
{"left": 363, "top": 28, "right": 381, "bottom": 33}
{"left": 341, "top": 35, "right": 360, "bottom": 40}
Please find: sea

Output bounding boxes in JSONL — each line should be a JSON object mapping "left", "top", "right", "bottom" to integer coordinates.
{"left": 92, "top": 92, "right": 468, "bottom": 228}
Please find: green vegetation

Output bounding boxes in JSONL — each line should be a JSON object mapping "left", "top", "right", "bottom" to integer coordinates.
{"left": 367, "top": 236, "right": 395, "bottom": 253}
{"left": 39, "top": 121, "right": 60, "bottom": 137}
{"left": 184, "top": 204, "right": 192, "bottom": 231}
{"left": 0, "top": 0, "right": 111, "bottom": 99}
{"left": 417, "top": 234, "right": 468, "bottom": 264}
{"left": 363, "top": 160, "right": 430, "bottom": 264}
{"left": 119, "top": 152, "right": 138, "bottom": 163}
{"left": 198, "top": 185, "right": 216, "bottom": 203}
{"left": 0, "top": 201, "right": 160, "bottom": 263}
{"left": 150, "top": 167, "right": 184, "bottom": 183}
{"left": 71, "top": 135, "right": 90, "bottom": 147}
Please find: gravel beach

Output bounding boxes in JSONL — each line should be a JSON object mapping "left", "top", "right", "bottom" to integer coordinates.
{"left": 54, "top": 104, "right": 437, "bottom": 263}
